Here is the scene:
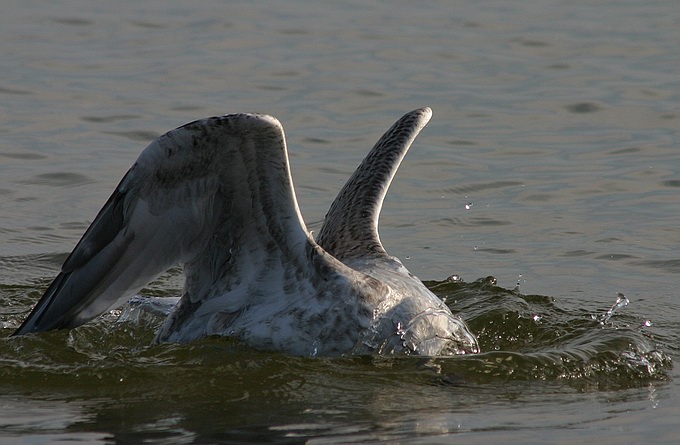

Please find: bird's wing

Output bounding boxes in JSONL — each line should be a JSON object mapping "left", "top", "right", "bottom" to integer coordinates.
{"left": 14, "top": 113, "right": 323, "bottom": 335}
{"left": 315, "top": 107, "right": 432, "bottom": 260}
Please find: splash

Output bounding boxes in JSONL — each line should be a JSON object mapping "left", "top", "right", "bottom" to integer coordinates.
{"left": 426, "top": 278, "right": 671, "bottom": 385}
{"left": 596, "top": 292, "right": 629, "bottom": 324}
{"left": 513, "top": 274, "right": 524, "bottom": 293}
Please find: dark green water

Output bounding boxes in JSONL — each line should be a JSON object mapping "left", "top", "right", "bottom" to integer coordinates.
{"left": 1, "top": 275, "right": 673, "bottom": 443}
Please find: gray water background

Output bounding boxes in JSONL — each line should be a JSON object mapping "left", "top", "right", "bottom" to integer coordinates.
{"left": 1, "top": 0, "right": 678, "bottom": 443}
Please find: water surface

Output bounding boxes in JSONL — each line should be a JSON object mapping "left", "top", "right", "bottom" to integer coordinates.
{"left": 1, "top": 0, "right": 678, "bottom": 443}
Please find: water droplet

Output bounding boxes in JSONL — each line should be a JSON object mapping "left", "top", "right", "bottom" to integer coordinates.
{"left": 310, "top": 340, "right": 320, "bottom": 357}
{"left": 396, "top": 321, "right": 405, "bottom": 337}
{"left": 622, "top": 350, "right": 655, "bottom": 375}
{"left": 514, "top": 274, "right": 524, "bottom": 292}
{"left": 446, "top": 274, "right": 463, "bottom": 283}
{"left": 599, "top": 292, "right": 629, "bottom": 324}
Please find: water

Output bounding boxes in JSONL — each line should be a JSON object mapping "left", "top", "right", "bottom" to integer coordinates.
{"left": 1, "top": 0, "right": 678, "bottom": 443}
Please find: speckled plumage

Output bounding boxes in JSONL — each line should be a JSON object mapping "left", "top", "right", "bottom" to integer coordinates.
{"left": 13, "top": 108, "right": 479, "bottom": 356}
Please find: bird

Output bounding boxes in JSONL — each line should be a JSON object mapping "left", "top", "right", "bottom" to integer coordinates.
{"left": 13, "top": 107, "right": 479, "bottom": 357}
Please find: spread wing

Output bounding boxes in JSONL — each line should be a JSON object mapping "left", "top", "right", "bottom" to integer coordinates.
{"left": 14, "top": 113, "right": 324, "bottom": 335}
{"left": 316, "top": 107, "right": 432, "bottom": 260}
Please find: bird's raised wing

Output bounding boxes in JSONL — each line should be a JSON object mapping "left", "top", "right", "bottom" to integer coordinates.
{"left": 14, "top": 113, "right": 316, "bottom": 335}
{"left": 316, "top": 107, "right": 432, "bottom": 260}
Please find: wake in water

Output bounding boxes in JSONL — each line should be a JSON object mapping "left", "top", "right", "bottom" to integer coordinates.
{"left": 424, "top": 276, "right": 671, "bottom": 388}
{"left": 0, "top": 274, "right": 672, "bottom": 393}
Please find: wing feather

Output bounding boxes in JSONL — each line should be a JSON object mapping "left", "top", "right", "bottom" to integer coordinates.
{"left": 316, "top": 107, "right": 432, "bottom": 260}
{"left": 14, "top": 113, "right": 317, "bottom": 335}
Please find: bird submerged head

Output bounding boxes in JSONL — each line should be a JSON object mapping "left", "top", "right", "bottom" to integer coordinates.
{"left": 398, "top": 308, "right": 480, "bottom": 356}
{"left": 354, "top": 306, "right": 480, "bottom": 356}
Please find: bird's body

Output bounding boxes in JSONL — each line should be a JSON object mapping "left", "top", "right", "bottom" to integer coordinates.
{"left": 13, "top": 108, "right": 479, "bottom": 356}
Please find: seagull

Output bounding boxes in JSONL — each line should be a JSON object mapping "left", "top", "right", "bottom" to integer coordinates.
{"left": 13, "top": 107, "right": 479, "bottom": 356}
